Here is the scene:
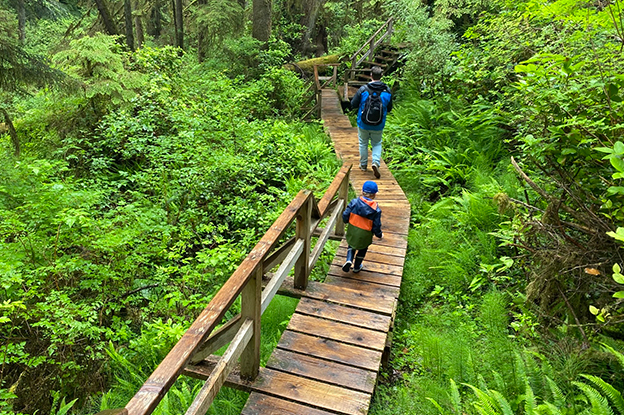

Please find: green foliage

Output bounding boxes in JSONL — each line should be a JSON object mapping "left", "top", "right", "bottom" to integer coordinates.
{"left": 53, "top": 33, "right": 146, "bottom": 106}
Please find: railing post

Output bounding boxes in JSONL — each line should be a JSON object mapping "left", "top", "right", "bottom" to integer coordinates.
{"left": 240, "top": 265, "right": 262, "bottom": 380}
{"left": 294, "top": 191, "right": 312, "bottom": 289}
{"left": 335, "top": 171, "right": 349, "bottom": 237}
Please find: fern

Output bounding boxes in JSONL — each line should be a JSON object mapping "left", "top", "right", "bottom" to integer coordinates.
{"left": 602, "top": 343, "right": 624, "bottom": 369}
{"left": 463, "top": 383, "right": 499, "bottom": 415}
{"left": 580, "top": 374, "right": 624, "bottom": 415}
{"left": 488, "top": 390, "right": 514, "bottom": 415}
{"left": 544, "top": 376, "right": 565, "bottom": 408}
{"left": 537, "top": 402, "right": 564, "bottom": 415}
{"left": 524, "top": 381, "right": 538, "bottom": 415}
{"left": 449, "top": 379, "right": 462, "bottom": 414}
{"left": 573, "top": 381, "right": 615, "bottom": 415}
{"left": 426, "top": 397, "right": 447, "bottom": 414}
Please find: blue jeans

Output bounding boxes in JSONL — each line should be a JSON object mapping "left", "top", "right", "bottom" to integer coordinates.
{"left": 358, "top": 127, "right": 383, "bottom": 168}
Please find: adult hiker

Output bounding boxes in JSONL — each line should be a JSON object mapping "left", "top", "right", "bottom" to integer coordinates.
{"left": 350, "top": 65, "right": 393, "bottom": 179}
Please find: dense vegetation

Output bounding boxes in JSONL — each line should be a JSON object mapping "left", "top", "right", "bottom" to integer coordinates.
{"left": 1, "top": 0, "right": 624, "bottom": 414}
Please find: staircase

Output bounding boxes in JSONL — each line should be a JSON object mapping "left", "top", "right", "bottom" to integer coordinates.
{"left": 342, "top": 18, "right": 405, "bottom": 102}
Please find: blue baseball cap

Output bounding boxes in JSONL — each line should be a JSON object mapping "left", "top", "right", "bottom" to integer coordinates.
{"left": 362, "top": 181, "right": 378, "bottom": 194}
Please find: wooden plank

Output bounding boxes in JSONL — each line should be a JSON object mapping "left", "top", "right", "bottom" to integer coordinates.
{"left": 278, "top": 330, "right": 382, "bottom": 371}
{"left": 296, "top": 297, "right": 390, "bottom": 332}
{"left": 287, "top": 313, "right": 387, "bottom": 351}
{"left": 267, "top": 348, "right": 377, "bottom": 394}
{"left": 335, "top": 248, "right": 405, "bottom": 267}
{"left": 323, "top": 276, "right": 400, "bottom": 299}
{"left": 278, "top": 277, "right": 396, "bottom": 315}
{"left": 242, "top": 393, "right": 336, "bottom": 415}
{"left": 337, "top": 242, "right": 406, "bottom": 258}
{"left": 330, "top": 259, "right": 404, "bottom": 276}
{"left": 245, "top": 367, "right": 370, "bottom": 415}
{"left": 326, "top": 266, "right": 402, "bottom": 288}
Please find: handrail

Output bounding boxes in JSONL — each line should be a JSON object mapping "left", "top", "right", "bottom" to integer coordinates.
{"left": 348, "top": 17, "right": 394, "bottom": 78}
{"left": 106, "top": 163, "right": 352, "bottom": 415}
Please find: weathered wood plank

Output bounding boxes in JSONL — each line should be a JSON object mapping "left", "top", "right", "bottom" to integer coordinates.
{"left": 287, "top": 313, "right": 387, "bottom": 351}
{"left": 266, "top": 348, "right": 377, "bottom": 394}
{"left": 326, "top": 266, "right": 402, "bottom": 288}
{"left": 335, "top": 248, "right": 406, "bottom": 267}
{"left": 323, "top": 276, "right": 401, "bottom": 299}
{"left": 245, "top": 367, "right": 370, "bottom": 415}
{"left": 296, "top": 297, "right": 391, "bottom": 332}
{"left": 278, "top": 330, "right": 382, "bottom": 371}
{"left": 278, "top": 277, "right": 396, "bottom": 315}
{"left": 242, "top": 393, "right": 337, "bottom": 415}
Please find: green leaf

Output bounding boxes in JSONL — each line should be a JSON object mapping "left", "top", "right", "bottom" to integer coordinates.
{"left": 590, "top": 305, "right": 600, "bottom": 315}
{"left": 613, "top": 291, "right": 624, "bottom": 298}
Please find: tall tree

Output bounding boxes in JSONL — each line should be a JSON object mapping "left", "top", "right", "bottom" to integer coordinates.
{"left": 301, "top": 0, "right": 324, "bottom": 55}
{"left": 174, "top": 0, "right": 184, "bottom": 49}
{"left": 252, "top": 0, "right": 271, "bottom": 43}
{"left": 17, "top": 0, "right": 25, "bottom": 44}
{"left": 94, "top": 0, "right": 119, "bottom": 35}
{"left": 124, "top": 0, "right": 135, "bottom": 50}
{"left": 134, "top": 0, "right": 145, "bottom": 48}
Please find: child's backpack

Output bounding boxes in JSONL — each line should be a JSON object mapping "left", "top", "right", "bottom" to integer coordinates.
{"left": 362, "top": 86, "right": 384, "bottom": 126}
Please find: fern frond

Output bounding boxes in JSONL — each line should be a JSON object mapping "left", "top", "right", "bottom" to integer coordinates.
{"left": 537, "top": 402, "right": 564, "bottom": 415}
{"left": 492, "top": 371, "right": 506, "bottom": 393}
{"left": 580, "top": 374, "right": 624, "bottom": 415}
{"left": 463, "top": 383, "right": 499, "bottom": 415}
{"left": 524, "top": 381, "right": 538, "bottom": 415}
{"left": 489, "top": 390, "right": 514, "bottom": 415}
{"left": 602, "top": 343, "right": 624, "bottom": 369}
{"left": 573, "top": 381, "right": 615, "bottom": 415}
{"left": 545, "top": 376, "right": 565, "bottom": 407}
{"left": 426, "top": 397, "right": 447, "bottom": 414}
{"left": 449, "top": 378, "right": 462, "bottom": 414}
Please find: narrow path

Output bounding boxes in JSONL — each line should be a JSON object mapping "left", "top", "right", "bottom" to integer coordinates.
{"left": 239, "top": 89, "right": 410, "bottom": 415}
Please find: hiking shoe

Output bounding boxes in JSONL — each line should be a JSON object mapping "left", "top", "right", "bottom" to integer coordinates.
{"left": 342, "top": 260, "right": 352, "bottom": 272}
{"left": 359, "top": 165, "right": 367, "bottom": 172}
{"left": 353, "top": 264, "right": 364, "bottom": 273}
{"left": 372, "top": 164, "right": 381, "bottom": 179}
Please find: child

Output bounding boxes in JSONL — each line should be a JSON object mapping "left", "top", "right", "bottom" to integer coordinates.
{"left": 342, "top": 180, "right": 383, "bottom": 273}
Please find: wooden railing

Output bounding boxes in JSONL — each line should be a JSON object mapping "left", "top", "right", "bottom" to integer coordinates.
{"left": 302, "top": 63, "right": 339, "bottom": 120}
{"left": 101, "top": 164, "right": 352, "bottom": 415}
{"left": 348, "top": 17, "right": 394, "bottom": 80}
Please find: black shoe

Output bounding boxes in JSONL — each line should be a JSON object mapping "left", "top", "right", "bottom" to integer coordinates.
{"left": 353, "top": 264, "right": 364, "bottom": 273}
{"left": 359, "top": 165, "right": 367, "bottom": 172}
{"left": 342, "top": 261, "right": 352, "bottom": 272}
{"left": 372, "top": 164, "right": 381, "bottom": 179}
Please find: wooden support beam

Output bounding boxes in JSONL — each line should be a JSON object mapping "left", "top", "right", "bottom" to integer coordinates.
{"left": 262, "top": 239, "right": 304, "bottom": 314}
{"left": 240, "top": 267, "right": 262, "bottom": 380}
{"left": 185, "top": 319, "right": 253, "bottom": 415}
{"left": 294, "top": 191, "right": 313, "bottom": 290}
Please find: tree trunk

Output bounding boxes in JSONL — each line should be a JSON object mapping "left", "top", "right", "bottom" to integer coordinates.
{"left": 252, "top": 0, "right": 271, "bottom": 43}
{"left": 174, "top": 0, "right": 184, "bottom": 49}
{"left": 94, "top": 0, "right": 119, "bottom": 35}
{"left": 1, "top": 108, "right": 20, "bottom": 158}
{"left": 301, "top": 0, "right": 324, "bottom": 56}
{"left": 17, "top": 0, "right": 25, "bottom": 44}
{"left": 148, "top": 0, "right": 162, "bottom": 38}
{"left": 124, "top": 0, "right": 135, "bottom": 51}
{"left": 133, "top": 0, "right": 144, "bottom": 49}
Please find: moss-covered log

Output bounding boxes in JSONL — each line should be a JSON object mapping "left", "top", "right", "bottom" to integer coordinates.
{"left": 284, "top": 54, "right": 340, "bottom": 73}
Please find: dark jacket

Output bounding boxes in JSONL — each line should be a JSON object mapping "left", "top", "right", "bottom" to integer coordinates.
{"left": 350, "top": 81, "right": 393, "bottom": 131}
{"left": 342, "top": 196, "right": 383, "bottom": 250}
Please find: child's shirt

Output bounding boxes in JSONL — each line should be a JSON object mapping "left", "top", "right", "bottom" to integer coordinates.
{"left": 342, "top": 196, "right": 383, "bottom": 250}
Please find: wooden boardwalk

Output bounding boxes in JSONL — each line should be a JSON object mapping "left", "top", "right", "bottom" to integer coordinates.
{"left": 233, "top": 89, "right": 409, "bottom": 415}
